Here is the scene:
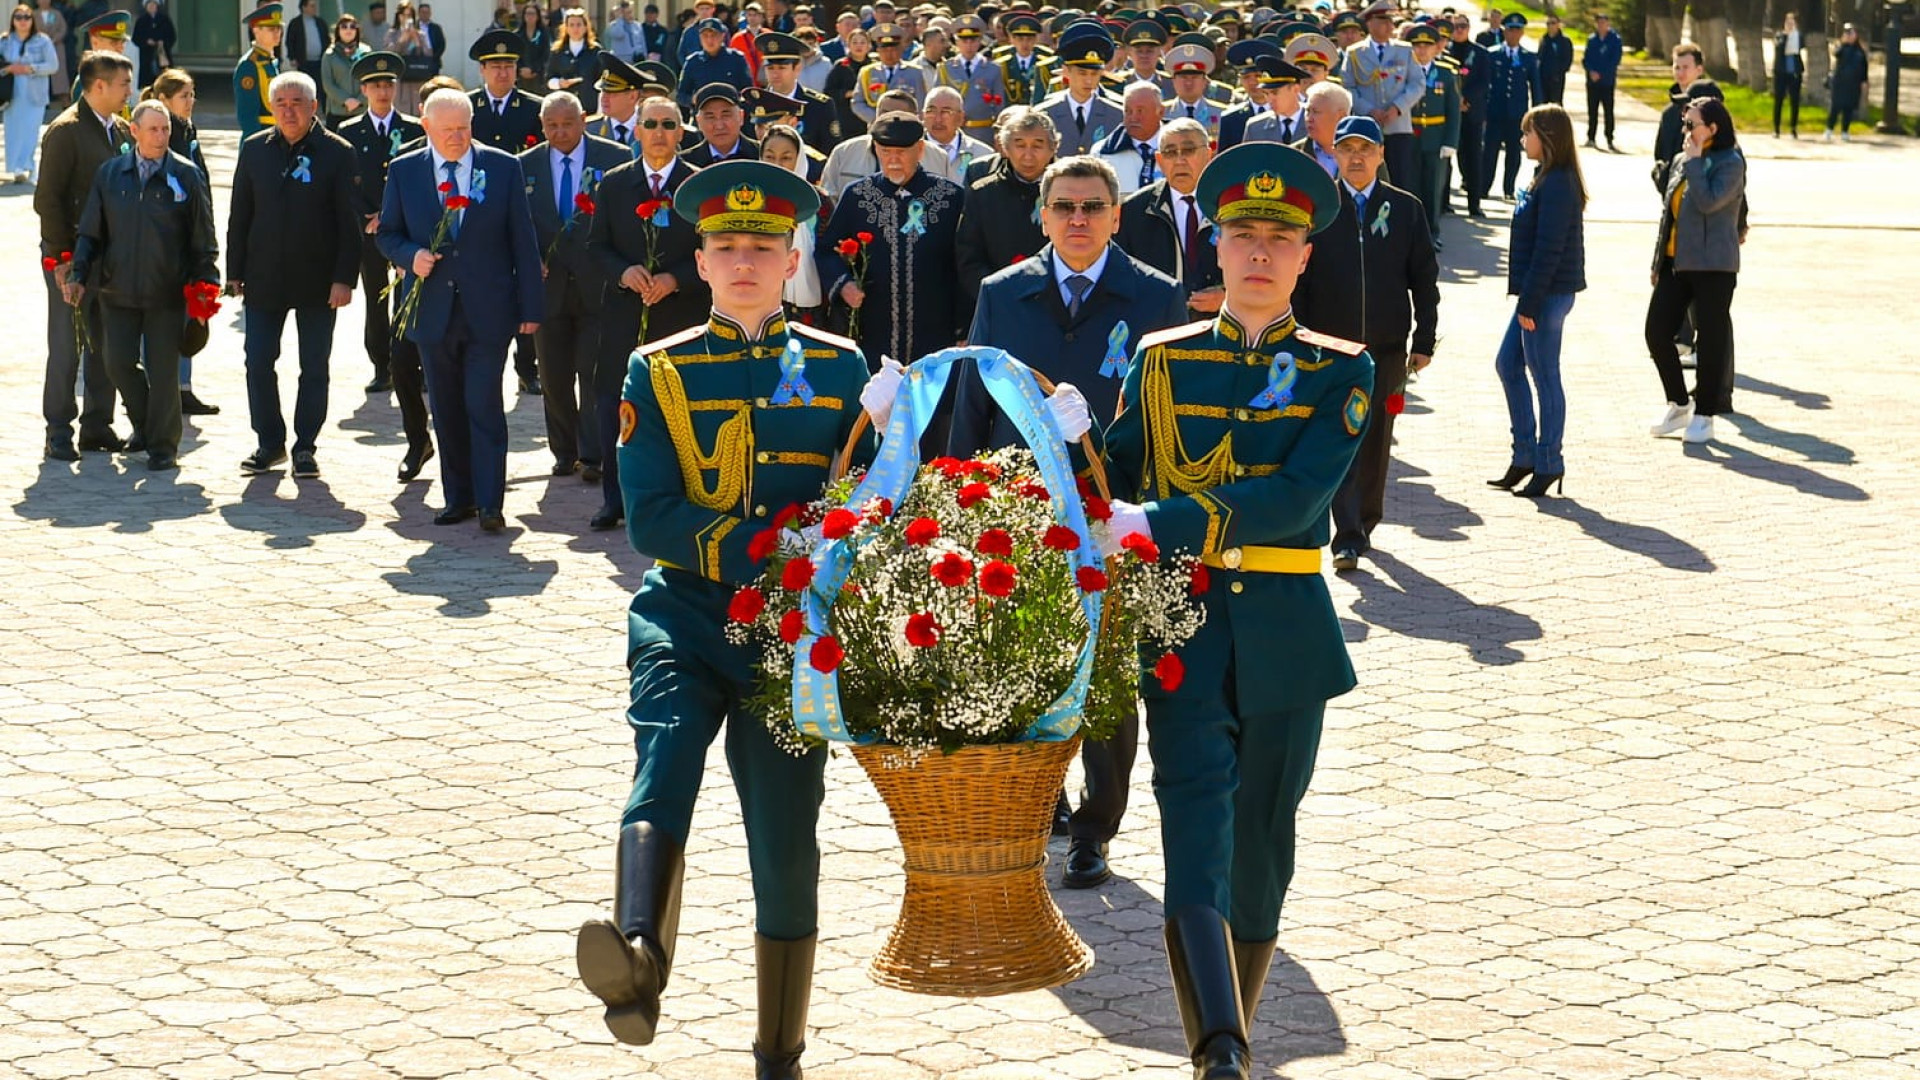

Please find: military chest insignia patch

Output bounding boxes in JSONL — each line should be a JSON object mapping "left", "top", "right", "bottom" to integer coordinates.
{"left": 619, "top": 399, "right": 638, "bottom": 444}
{"left": 1343, "top": 387, "right": 1369, "bottom": 435}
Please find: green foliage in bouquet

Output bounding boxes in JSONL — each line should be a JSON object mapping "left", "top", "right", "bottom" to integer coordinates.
{"left": 725, "top": 447, "right": 1207, "bottom": 754}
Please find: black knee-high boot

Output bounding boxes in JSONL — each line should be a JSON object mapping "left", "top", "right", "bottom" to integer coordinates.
{"left": 575, "top": 822, "right": 684, "bottom": 1045}
{"left": 753, "top": 933, "right": 816, "bottom": 1080}
{"left": 1165, "top": 906, "right": 1252, "bottom": 1080}
{"left": 1232, "top": 937, "right": 1278, "bottom": 1031}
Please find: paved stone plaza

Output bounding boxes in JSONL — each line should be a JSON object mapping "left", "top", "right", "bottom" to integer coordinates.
{"left": 2, "top": 87, "right": 1918, "bottom": 1080}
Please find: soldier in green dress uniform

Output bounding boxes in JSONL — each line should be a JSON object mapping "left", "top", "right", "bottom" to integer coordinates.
{"left": 573, "top": 160, "right": 899, "bottom": 1080}
{"left": 1403, "top": 21, "right": 1460, "bottom": 242}
{"left": 235, "top": 4, "right": 282, "bottom": 140}
{"left": 995, "top": 13, "right": 1058, "bottom": 106}
{"left": 1102, "top": 142, "right": 1373, "bottom": 1080}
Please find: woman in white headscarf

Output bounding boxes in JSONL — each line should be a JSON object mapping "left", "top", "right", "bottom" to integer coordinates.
{"left": 759, "top": 124, "right": 824, "bottom": 317}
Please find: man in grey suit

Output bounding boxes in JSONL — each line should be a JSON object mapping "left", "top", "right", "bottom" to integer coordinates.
{"left": 1036, "top": 30, "right": 1122, "bottom": 155}
{"left": 1343, "top": 0, "right": 1423, "bottom": 191}
{"left": 520, "top": 92, "right": 629, "bottom": 480}
{"left": 851, "top": 24, "right": 928, "bottom": 128}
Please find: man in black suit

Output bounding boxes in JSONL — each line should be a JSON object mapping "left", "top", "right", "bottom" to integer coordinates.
{"left": 584, "top": 94, "right": 710, "bottom": 531}
{"left": 228, "top": 70, "right": 360, "bottom": 479}
{"left": 521, "top": 92, "right": 629, "bottom": 483}
{"left": 338, "top": 52, "right": 432, "bottom": 483}
{"left": 1293, "top": 118, "right": 1438, "bottom": 574}
{"left": 416, "top": 2, "right": 447, "bottom": 62}
{"left": 950, "top": 154, "right": 1187, "bottom": 891}
{"left": 1115, "top": 116, "right": 1223, "bottom": 319}
{"left": 285, "top": 0, "right": 329, "bottom": 107}
{"left": 679, "top": 81, "right": 758, "bottom": 164}
{"left": 469, "top": 28, "right": 546, "bottom": 394}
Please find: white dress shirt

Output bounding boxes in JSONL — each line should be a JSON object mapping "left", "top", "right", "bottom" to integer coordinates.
{"left": 1052, "top": 246, "right": 1112, "bottom": 309}
{"left": 550, "top": 141, "right": 586, "bottom": 213}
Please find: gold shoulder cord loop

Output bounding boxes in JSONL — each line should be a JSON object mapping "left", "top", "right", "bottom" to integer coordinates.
{"left": 1143, "top": 346, "right": 1239, "bottom": 499}
{"left": 650, "top": 356, "right": 755, "bottom": 512}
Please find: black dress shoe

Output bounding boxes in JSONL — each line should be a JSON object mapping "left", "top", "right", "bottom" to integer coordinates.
{"left": 1331, "top": 548, "right": 1361, "bottom": 572}
{"left": 479, "top": 510, "right": 507, "bottom": 532}
{"left": 1062, "top": 839, "right": 1111, "bottom": 889}
{"left": 1487, "top": 465, "right": 1533, "bottom": 489}
{"left": 365, "top": 376, "right": 393, "bottom": 394}
{"left": 519, "top": 376, "right": 543, "bottom": 395}
{"left": 180, "top": 390, "right": 220, "bottom": 416}
{"left": 291, "top": 451, "right": 320, "bottom": 479}
{"left": 398, "top": 442, "right": 435, "bottom": 482}
{"left": 124, "top": 434, "right": 148, "bottom": 455}
{"left": 240, "top": 447, "right": 287, "bottom": 475}
{"left": 551, "top": 459, "right": 579, "bottom": 477}
{"left": 45, "top": 438, "right": 79, "bottom": 462}
{"left": 146, "top": 452, "right": 178, "bottom": 471}
{"left": 1468, "top": 207, "right": 1488, "bottom": 218}
{"left": 580, "top": 462, "right": 602, "bottom": 483}
{"left": 77, "top": 430, "right": 124, "bottom": 452}
{"left": 589, "top": 507, "right": 624, "bottom": 531}
{"left": 434, "top": 506, "right": 479, "bottom": 525}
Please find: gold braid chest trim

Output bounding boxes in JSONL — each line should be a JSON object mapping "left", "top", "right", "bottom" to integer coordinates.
{"left": 650, "top": 356, "right": 754, "bottom": 512}
{"left": 1142, "top": 345, "right": 1239, "bottom": 499}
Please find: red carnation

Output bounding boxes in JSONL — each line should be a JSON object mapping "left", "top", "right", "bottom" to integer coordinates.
{"left": 781, "top": 557, "right": 816, "bottom": 591}
{"left": 1011, "top": 254, "right": 1028, "bottom": 265}
{"left": 903, "top": 516, "right": 941, "bottom": 546}
{"left": 856, "top": 230, "right": 874, "bottom": 244}
{"left": 1084, "top": 495, "right": 1113, "bottom": 522}
{"left": 821, "top": 508, "right": 860, "bottom": 539}
{"left": 963, "top": 459, "right": 1002, "bottom": 480}
{"left": 728, "top": 586, "right": 767, "bottom": 624}
{"left": 1075, "top": 476, "right": 1093, "bottom": 498}
{"left": 868, "top": 81, "right": 885, "bottom": 93}
{"left": 930, "top": 455, "right": 967, "bottom": 478}
{"left": 975, "top": 528, "right": 1014, "bottom": 556}
{"left": 836, "top": 237, "right": 860, "bottom": 257}
{"left": 957, "top": 482, "right": 991, "bottom": 509}
{"left": 40, "top": 256, "right": 56, "bottom": 272}
{"left": 979, "top": 559, "right": 1017, "bottom": 597}
{"left": 1121, "top": 533, "right": 1161, "bottom": 563}
{"left": 58, "top": 251, "right": 70, "bottom": 262}
{"left": 904, "top": 612, "right": 941, "bottom": 648}
{"left": 1153, "top": 651, "right": 1185, "bottom": 692}
{"left": 574, "top": 193, "right": 597, "bottom": 215}
{"left": 772, "top": 503, "right": 804, "bottom": 531}
{"left": 1015, "top": 480, "right": 1050, "bottom": 500}
{"left": 446, "top": 195, "right": 472, "bottom": 210}
{"left": 525, "top": 133, "right": 539, "bottom": 147}
{"left": 931, "top": 552, "right": 974, "bottom": 587}
{"left": 1042, "top": 524, "right": 1081, "bottom": 551}
{"left": 1189, "top": 562, "right": 1211, "bottom": 594}
{"left": 810, "top": 635, "right": 844, "bottom": 673}
{"left": 748, "top": 528, "right": 781, "bottom": 563}
{"left": 1076, "top": 566, "right": 1109, "bottom": 592}
{"left": 1386, "top": 393, "right": 1406, "bottom": 415}
{"left": 779, "top": 608, "right": 805, "bottom": 644}
{"left": 438, "top": 181, "right": 453, "bottom": 194}
{"left": 863, "top": 496, "right": 893, "bottom": 522}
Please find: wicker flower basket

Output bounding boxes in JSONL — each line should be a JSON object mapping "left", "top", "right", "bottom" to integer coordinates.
{"left": 850, "top": 735, "right": 1094, "bottom": 996}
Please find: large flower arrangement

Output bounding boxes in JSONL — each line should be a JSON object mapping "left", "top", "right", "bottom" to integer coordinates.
{"left": 725, "top": 447, "right": 1208, "bottom": 754}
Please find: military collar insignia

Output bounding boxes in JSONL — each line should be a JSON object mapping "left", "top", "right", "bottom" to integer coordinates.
{"left": 709, "top": 308, "right": 789, "bottom": 345}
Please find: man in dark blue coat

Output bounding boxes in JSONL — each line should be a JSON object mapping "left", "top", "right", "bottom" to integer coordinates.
{"left": 1445, "top": 16, "right": 1490, "bottom": 217}
{"left": 378, "top": 90, "right": 545, "bottom": 532}
{"left": 1582, "top": 12, "right": 1622, "bottom": 149}
{"left": 1479, "top": 12, "right": 1539, "bottom": 202}
{"left": 950, "top": 153, "right": 1186, "bottom": 892}
{"left": 1537, "top": 15, "right": 1573, "bottom": 104}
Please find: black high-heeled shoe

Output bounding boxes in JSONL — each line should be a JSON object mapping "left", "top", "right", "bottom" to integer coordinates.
{"left": 1487, "top": 465, "right": 1533, "bottom": 489}
{"left": 1513, "top": 473, "right": 1564, "bottom": 498}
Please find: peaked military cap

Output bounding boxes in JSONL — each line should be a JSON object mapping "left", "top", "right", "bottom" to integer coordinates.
{"left": 1164, "top": 42, "right": 1214, "bottom": 74}
{"left": 1327, "top": 10, "right": 1363, "bottom": 31}
{"left": 1283, "top": 32, "right": 1337, "bottom": 67}
{"left": 353, "top": 50, "right": 405, "bottom": 82}
{"left": 1005, "top": 13, "right": 1042, "bottom": 34}
{"left": 757, "top": 31, "right": 806, "bottom": 60}
{"left": 674, "top": 159, "right": 821, "bottom": 233}
{"left": 1058, "top": 25, "right": 1117, "bottom": 66}
{"left": 1252, "top": 55, "right": 1305, "bottom": 86}
{"left": 596, "top": 51, "right": 641, "bottom": 91}
{"left": 1270, "top": 19, "right": 1319, "bottom": 41}
{"left": 1123, "top": 17, "right": 1167, "bottom": 44}
{"left": 83, "top": 9, "right": 132, "bottom": 37}
{"left": 469, "top": 28, "right": 523, "bottom": 62}
{"left": 743, "top": 85, "right": 804, "bottom": 118}
{"left": 952, "top": 13, "right": 988, "bottom": 36}
{"left": 1360, "top": 0, "right": 1397, "bottom": 21}
{"left": 871, "top": 24, "right": 905, "bottom": 45}
{"left": 1226, "top": 38, "right": 1281, "bottom": 66}
{"left": 1399, "top": 21, "right": 1440, "bottom": 44}
{"left": 238, "top": 5, "right": 279, "bottom": 31}
{"left": 634, "top": 60, "right": 677, "bottom": 94}
{"left": 1197, "top": 142, "right": 1339, "bottom": 233}
{"left": 1500, "top": 11, "right": 1528, "bottom": 28}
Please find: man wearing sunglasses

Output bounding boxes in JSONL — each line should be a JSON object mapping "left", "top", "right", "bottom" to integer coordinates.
{"left": 583, "top": 94, "right": 710, "bottom": 532}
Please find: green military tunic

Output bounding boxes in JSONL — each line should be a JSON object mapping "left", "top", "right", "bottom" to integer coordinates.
{"left": 1409, "top": 55, "right": 1461, "bottom": 234}
{"left": 234, "top": 46, "right": 277, "bottom": 141}
{"left": 1103, "top": 307, "right": 1373, "bottom": 942}
{"left": 615, "top": 307, "right": 871, "bottom": 940}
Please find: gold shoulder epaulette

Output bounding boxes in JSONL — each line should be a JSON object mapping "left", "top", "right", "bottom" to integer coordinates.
{"left": 791, "top": 321, "right": 861, "bottom": 352}
{"left": 639, "top": 323, "right": 706, "bottom": 357}
{"left": 1139, "top": 319, "right": 1213, "bottom": 351}
{"left": 1296, "top": 327, "right": 1367, "bottom": 356}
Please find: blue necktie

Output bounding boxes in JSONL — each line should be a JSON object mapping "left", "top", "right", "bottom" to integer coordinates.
{"left": 442, "top": 159, "right": 461, "bottom": 238}
{"left": 558, "top": 154, "right": 573, "bottom": 220}
{"left": 1352, "top": 188, "right": 1367, "bottom": 225}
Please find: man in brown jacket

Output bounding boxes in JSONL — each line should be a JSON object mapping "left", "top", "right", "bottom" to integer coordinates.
{"left": 35, "top": 49, "right": 134, "bottom": 462}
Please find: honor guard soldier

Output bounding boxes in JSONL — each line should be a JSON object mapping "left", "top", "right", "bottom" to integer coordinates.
{"left": 470, "top": 30, "right": 546, "bottom": 153}
{"left": 756, "top": 32, "right": 840, "bottom": 155}
{"left": 997, "top": 14, "right": 1057, "bottom": 106}
{"left": 1283, "top": 32, "right": 1339, "bottom": 89}
{"left": 1162, "top": 41, "right": 1224, "bottom": 138}
{"left": 1037, "top": 25, "right": 1122, "bottom": 155}
{"left": 1402, "top": 21, "right": 1459, "bottom": 241}
{"left": 574, "top": 159, "right": 893, "bottom": 1080}
{"left": 1120, "top": 19, "right": 1173, "bottom": 95}
{"left": 942, "top": 15, "right": 1009, "bottom": 133}
{"left": 234, "top": 5, "right": 281, "bottom": 139}
{"left": 855, "top": 25, "right": 928, "bottom": 128}
{"left": 586, "top": 53, "right": 662, "bottom": 152}
{"left": 1101, "top": 141, "right": 1372, "bottom": 1080}
{"left": 338, "top": 51, "right": 433, "bottom": 477}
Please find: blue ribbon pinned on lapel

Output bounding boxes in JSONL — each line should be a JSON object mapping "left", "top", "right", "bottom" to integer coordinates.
{"left": 768, "top": 337, "right": 815, "bottom": 406}
{"left": 789, "top": 348, "right": 1103, "bottom": 745}
{"left": 1100, "top": 321, "right": 1130, "bottom": 379}
{"left": 389, "top": 129, "right": 403, "bottom": 155}
{"left": 1370, "top": 200, "right": 1391, "bottom": 237}
{"left": 900, "top": 197, "right": 927, "bottom": 237}
{"left": 652, "top": 202, "right": 671, "bottom": 226}
{"left": 290, "top": 154, "right": 312, "bottom": 183}
{"left": 165, "top": 173, "right": 186, "bottom": 202}
{"left": 471, "top": 167, "right": 488, "bottom": 204}
{"left": 1248, "top": 351, "right": 1297, "bottom": 409}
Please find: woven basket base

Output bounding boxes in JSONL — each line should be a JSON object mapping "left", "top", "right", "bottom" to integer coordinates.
{"left": 852, "top": 737, "right": 1095, "bottom": 997}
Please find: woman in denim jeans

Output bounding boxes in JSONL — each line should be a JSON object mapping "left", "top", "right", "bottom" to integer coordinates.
{"left": 1491, "top": 103, "right": 1587, "bottom": 498}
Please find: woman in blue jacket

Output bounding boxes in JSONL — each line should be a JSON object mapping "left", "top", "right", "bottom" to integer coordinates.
{"left": 1491, "top": 103, "right": 1586, "bottom": 498}
{"left": 1, "top": 3, "right": 60, "bottom": 183}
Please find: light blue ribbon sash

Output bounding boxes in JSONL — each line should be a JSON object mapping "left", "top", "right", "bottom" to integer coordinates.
{"left": 768, "top": 337, "right": 815, "bottom": 406}
{"left": 789, "top": 347, "right": 1103, "bottom": 744}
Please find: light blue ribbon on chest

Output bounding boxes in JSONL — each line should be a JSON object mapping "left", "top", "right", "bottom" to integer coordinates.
{"left": 1100, "top": 320, "right": 1130, "bottom": 379}
{"left": 389, "top": 129, "right": 403, "bottom": 155}
{"left": 471, "top": 167, "right": 488, "bottom": 204}
{"left": 768, "top": 337, "right": 815, "bottom": 406}
{"left": 165, "top": 173, "right": 186, "bottom": 202}
{"left": 1370, "top": 200, "right": 1391, "bottom": 237}
{"left": 789, "top": 348, "right": 1101, "bottom": 745}
{"left": 1248, "top": 350, "right": 1297, "bottom": 409}
{"left": 900, "top": 197, "right": 927, "bottom": 237}
{"left": 290, "top": 154, "right": 312, "bottom": 183}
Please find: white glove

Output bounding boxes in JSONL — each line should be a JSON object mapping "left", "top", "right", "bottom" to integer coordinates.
{"left": 1098, "top": 499, "right": 1152, "bottom": 558}
{"left": 859, "top": 355, "right": 906, "bottom": 428}
{"left": 1440, "top": 145, "right": 1456, "bottom": 161}
{"left": 1047, "top": 382, "right": 1093, "bottom": 442}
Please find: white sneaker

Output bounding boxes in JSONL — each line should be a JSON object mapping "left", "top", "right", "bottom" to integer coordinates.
{"left": 1822, "top": 130, "right": 1832, "bottom": 143}
{"left": 1650, "top": 401, "right": 1694, "bottom": 437}
{"left": 1682, "top": 415, "right": 1715, "bottom": 444}
{"left": 1842, "top": 132, "right": 1852, "bottom": 143}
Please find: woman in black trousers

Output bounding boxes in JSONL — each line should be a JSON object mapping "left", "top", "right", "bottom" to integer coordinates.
{"left": 1772, "top": 13, "right": 1805, "bottom": 138}
{"left": 1646, "top": 98, "right": 1745, "bottom": 446}
{"left": 1826, "top": 25, "right": 1869, "bottom": 142}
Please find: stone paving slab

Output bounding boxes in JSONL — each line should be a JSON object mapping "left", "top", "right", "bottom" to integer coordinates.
{"left": 2, "top": 80, "right": 1918, "bottom": 1080}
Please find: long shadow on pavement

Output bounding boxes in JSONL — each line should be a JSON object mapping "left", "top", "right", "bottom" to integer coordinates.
{"left": 1049, "top": 873, "right": 1345, "bottom": 1077}
{"left": 1524, "top": 496, "right": 1716, "bottom": 572}
{"left": 378, "top": 485, "right": 560, "bottom": 616}
{"left": 1735, "top": 373, "right": 1831, "bottom": 410}
{"left": 1721, "top": 411, "right": 1856, "bottom": 465}
{"left": 219, "top": 473, "right": 369, "bottom": 548}
{"left": 1435, "top": 210, "right": 1508, "bottom": 287}
{"left": 516, "top": 471, "right": 651, "bottom": 592}
{"left": 1388, "top": 458, "right": 1482, "bottom": 542}
{"left": 336, "top": 393, "right": 407, "bottom": 448}
{"left": 1344, "top": 548, "right": 1543, "bottom": 665}
{"left": 14, "top": 457, "right": 214, "bottom": 532}
{"left": 1682, "top": 440, "right": 1869, "bottom": 501}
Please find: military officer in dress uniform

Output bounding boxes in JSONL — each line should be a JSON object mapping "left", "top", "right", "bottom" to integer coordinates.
{"left": 75, "top": 11, "right": 138, "bottom": 105}
{"left": 1216, "top": 39, "right": 1279, "bottom": 150}
{"left": 1480, "top": 11, "right": 1539, "bottom": 201}
{"left": 1241, "top": 58, "right": 1309, "bottom": 146}
{"left": 1326, "top": 9, "right": 1364, "bottom": 81}
{"left": 574, "top": 158, "right": 891, "bottom": 1080}
{"left": 338, "top": 51, "right": 433, "bottom": 478}
{"left": 855, "top": 24, "right": 929, "bottom": 128}
{"left": 234, "top": 5, "right": 281, "bottom": 140}
{"left": 997, "top": 13, "right": 1057, "bottom": 106}
{"left": 1101, "top": 140, "right": 1372, "bottom": 1080}
{"left": 1162, "top": 42, "right": 1224, "bottom": 139}
{"left": 1402, "top": 22, "right": 1459, "bottom": 243}
{"left": 586, "top": 54, "right": 667, "bottom": 153}
{"left": 1037, "top": 27, "right": 1122, "bottom": 155}
{"left": 1119, "top": 19, "right": 1173, "bottom": 96}
{"left": 1446, "top": 15, "right": 1491, "bottom": 217}
{"left": 940, "top": 15, "right": 1010, "bottom": 134}
{"left": 470, "top": 28, "right": 548, "bottom": 395}
{"left": 1283, "top": 32, "right": 1338, "bottom": 89}
{"left": 1344, "top": 0, "right": 1422, "bottom": 197}
{"left": 757, "top": 32, "right": 840, "bottom": 155}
